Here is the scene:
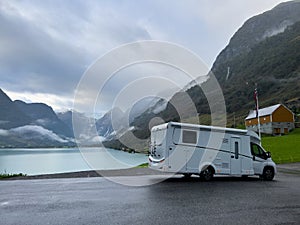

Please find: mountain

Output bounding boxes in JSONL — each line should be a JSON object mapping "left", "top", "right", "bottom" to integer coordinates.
{"left": 0, "top": 89, "right": 31, "bottom": 129}
{"left": 96, "top": 107, "right": 125, "bottom": 138}
{"left": 0, "top": 89, "right": 74, "bottom": 148}
{"left": 210, "top": 1, "right": 300, "bottom": 117}
{"left": 214, "top": 0, "right": 300, "bottom": 67}
{"left": 14, "top": 100, "right": 73, "bottom": 137}
{"left": 102, "top": 1, "right": 300, "bottom": 152}
{"left": 57, "top": 110, "right": 95, "bottom": 136}
{"left": 95, "top": 97, "right": 163, "bottom": 138}
{"left": 176, "top": 0, "right": 300, "bottom": 123}
{"left": 128, "top": 96, "right": 162, "bottom": 123}
{"left": 57, "top": 110, "right": 74, "bottom": 130}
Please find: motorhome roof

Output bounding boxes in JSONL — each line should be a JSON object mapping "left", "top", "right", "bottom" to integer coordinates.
{"left": 169, "top": 122, "right": 248, "bottom": 133}
{"left": 151, "top": 123, "right": 169, "bottom": 131}
{"left": 151, "top": 122, "right": 260, "bottom": 141}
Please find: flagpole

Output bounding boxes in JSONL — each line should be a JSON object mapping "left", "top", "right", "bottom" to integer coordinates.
{"left": 257, "top": 102, "right": 261, "bottom": 140}
{"left": 255, "top": 87, "right": 261, "bottom": 139}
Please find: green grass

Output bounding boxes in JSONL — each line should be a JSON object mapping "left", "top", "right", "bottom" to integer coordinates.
{"left": 0, "top": 172, "right": 26, "bottom": 179}
{"left": 262, "top": 128, "right": 300, "bottom": 164}
{"left": 135, "top": 163, "right": 148, "bottom": 168}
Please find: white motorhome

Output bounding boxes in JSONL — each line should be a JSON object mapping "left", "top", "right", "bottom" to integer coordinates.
{"left": 149, "top": 122, "right": 276, "bottom": 181}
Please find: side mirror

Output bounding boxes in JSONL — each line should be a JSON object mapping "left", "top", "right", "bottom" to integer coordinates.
{"left": 266, "top": 151, "right": 271, "bottom": 158}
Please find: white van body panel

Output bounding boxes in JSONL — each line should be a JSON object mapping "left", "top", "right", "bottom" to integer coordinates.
{"left": 149, "top": 122, "right": 277, "bottom": 178}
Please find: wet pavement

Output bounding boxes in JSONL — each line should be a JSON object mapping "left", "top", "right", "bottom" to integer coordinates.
{"left": 1, "top": 165, "right": 299, "bottom": 225}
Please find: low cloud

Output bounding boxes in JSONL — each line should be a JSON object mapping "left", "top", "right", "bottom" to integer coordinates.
{"left": 11, "top": 125, "right": 68, "bottom": 143}
{"left": 0, "top": 129, "right": 9, "bottom": 136}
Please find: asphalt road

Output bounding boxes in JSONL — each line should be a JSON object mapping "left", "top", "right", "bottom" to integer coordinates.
{"left": 1, "top": 171, "right": 299, "bottom": 225}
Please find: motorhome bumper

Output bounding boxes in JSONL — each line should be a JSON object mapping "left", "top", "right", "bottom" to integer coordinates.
{"left": 149, "top": 158, "right": 168, "bottom": 171}
{"left": 149, "top": 157, "right": 165, "bottom": 164}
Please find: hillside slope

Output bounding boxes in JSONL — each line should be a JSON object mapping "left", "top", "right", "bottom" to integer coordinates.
{"left": 214, "top": 0, "right": 300, "bottom": 68}
{"left": 215, "top": 20, "right": 300, "bottom": 114}
{"left": 0, "top": 89, "right": 31, "bottom": 129}
{"left": 168, "top": 0, "right": 300, "bottom": 125}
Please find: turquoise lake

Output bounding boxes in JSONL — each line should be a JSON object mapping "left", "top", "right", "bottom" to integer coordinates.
{"left": 0, "top": 147, "right": 148, "bottom": 175}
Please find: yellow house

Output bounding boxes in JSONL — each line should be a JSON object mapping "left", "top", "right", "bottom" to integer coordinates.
{"left": 245, "top": 104, "right": 294, "bottom": 135}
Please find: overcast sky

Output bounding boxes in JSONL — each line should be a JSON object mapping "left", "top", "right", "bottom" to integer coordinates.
{"left": 0, "top": 0, "right": 287, "bottom": 115}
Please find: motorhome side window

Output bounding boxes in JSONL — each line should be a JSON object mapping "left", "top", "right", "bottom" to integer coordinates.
{"left": 251, "top": 143, "right": 266, "bottom": 159}
{"left": 234, "top": 142, "right": 239, "bottom": 159}
{"left": 182, "top": 130, "right": 197, "bottom": 144}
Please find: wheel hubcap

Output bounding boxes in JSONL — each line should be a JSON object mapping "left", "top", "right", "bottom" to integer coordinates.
{"left": 204, "top": 170, "right": 211, "bottom": 179}
{"left": 265, "top": 169, "right": 273, "bottom": 179}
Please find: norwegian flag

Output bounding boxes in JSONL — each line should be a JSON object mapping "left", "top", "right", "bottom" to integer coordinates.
{"left": 254, "top": 88, "right": 259, "bottom": 118}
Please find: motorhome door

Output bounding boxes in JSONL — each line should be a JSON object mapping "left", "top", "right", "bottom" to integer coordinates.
{"left": 230, "top": 137, "right": 241, "bottom": 175}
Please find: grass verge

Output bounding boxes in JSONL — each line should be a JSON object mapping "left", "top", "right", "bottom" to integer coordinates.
{"left": 262, "top": 128, "right": 300, "bottom": 164}
{"left": 0, "top": 173, "right": 26, "bottom": 179}
{"left": 135, "top": 163, "right": 148, "bottom": 168}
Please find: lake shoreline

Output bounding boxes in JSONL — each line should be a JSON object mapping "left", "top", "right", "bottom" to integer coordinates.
{"left": 2, "top": 167, "right": 166, "bottom": 180}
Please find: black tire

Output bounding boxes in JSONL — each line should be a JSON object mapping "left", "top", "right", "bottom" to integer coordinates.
{"left": 241, "top": 175, "right": 248, "bottom": 179}
{"left": 263, "top": 167, "right": 275, "bottom": 181}
{"left": 200, "top": 167, "right": 214, "bottom": 181}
